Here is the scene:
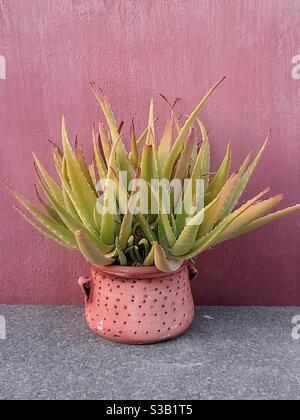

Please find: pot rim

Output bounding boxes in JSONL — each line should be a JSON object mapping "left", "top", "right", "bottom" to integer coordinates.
{"left": 91, "top": 261, "right": 192, "bottom": 279}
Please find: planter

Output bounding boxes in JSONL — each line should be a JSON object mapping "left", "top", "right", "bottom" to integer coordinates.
{"left": 78, "top": 262, "right": 198, "bottom": 344}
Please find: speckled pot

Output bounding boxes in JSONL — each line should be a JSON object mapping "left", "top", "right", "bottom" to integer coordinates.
{"left": 78, "top": 262, "right": 198, "bottom": 344}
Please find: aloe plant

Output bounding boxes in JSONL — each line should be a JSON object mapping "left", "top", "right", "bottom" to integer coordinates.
{"left": 7, "top": 78, "right": 300, "bottom": 272}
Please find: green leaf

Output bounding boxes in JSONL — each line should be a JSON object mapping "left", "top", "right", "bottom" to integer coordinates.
{"left": 50, "top": 142, "right": 63, "bottom": 172}
{"left": 99, "top": 136, "right": 121, "bottom": 246}
{"left": 118, "top": 191, "right": 140, "bottom": 250}
{"left": 198, "top": 173, "right": 238, "bottom": 237}
{"left": 33, "top": 183, "right": 65, "bottom": 226}
{"left": 173, "top": 130, "right": 195, "bottom": 182}
{"left": 144, "top": 244, "right": 155, "bottom": 266}
{"left": 146, "top": 99, "right": 155, "bottom": 146}
{"left": 135, "top": 126, "right": 148, "bottom": 150}
{"left": 141, "top": 144, "right": 156, "bottom": 183}
{"left": 158, "top": 114, "right": 173, "bottom": 168}
{"left": 222, "top": 137, "right": 268, "bottom": 216}
{"left": 197, "top": 120, "right": 210, "bottom": 190}
{"left": 159, "top": 94, "right": 181, "bottom": 134}
{"left": 91, "top": 83, "right": 134, "bottom": 178}
{"left": 169, "top": 208, "right": 206, "bottom": 257}
{"left": 88, "top": 160, "right": 97, "bottom": 187}
{"left": 158, "top": 217, "right": 169, "bottom": 249}
{"left": 136, "top": 213, "right": 157, "bottom": 244}
{"left": 214, "top": 194, "right": 284, "bottom": 244}
{"left": 171, "top": 174, "right": 238, "bottom": 256}
{"left": 90, "top": 83, "right": 119, "bottom": 140}
{"left": 138, "top": 238, "right": 151, "bottom": 259}
{"left": 110, "top": 167, "right": 157, "bottom": 244}
{"left": 127, "top": 245, "right": 138, "bottom": 263}
{"left": 163, "top": 77, "right": 226, "bottom": 179}
{"left": 115, "top": 236, "right": 128, "bottom": 265}
{"left": 174, "top": 126, "right": 211, "bottom": 234}
{"left": 205, "top": 143, "right": 231, "bottom": 204}
{"left": 14, "top": 206, "right": 77, "bottom": 249}
{"left": 237, "top": 151, "right": 253, "bottom": 177}
{"left": 62, "top": 117, "right": 98, "bottom": 233}
{"left": 74, "top": 138, "right": 97, "bottom": 194}
{"left": 61, "top": 160, "right": 81, "bottom": 222}
{"left": 10, "top": 188, "right": 77, "bottom": 249}
{"left": 33, "top": 154, "right": 64, "bottom": 206}
{"left": 129, "top": 120, "right": 139, "bottom": 168}
{"left": 140, "top": 144, "right": 157, "bottom": 216}
{"left": 174, "top": 188, "right": 271, "bottom": 259}
{"left": 175, "top": 172, "right": 205, "bottom": 236}
{"left": 57, "top": 159, "right": 97, "bottom": 230}
{"left": 149, "top": 182, "right": 177, "bottom": 248}
{"left": 75, "top": 230, "right": 114, "bottom": 266}
{"left": 230, "top": 204, "right": 300, "bottom": 239}
{"left": 154, "top": 242, "right": 183, "bottom": 272}
{"left": 99, "top": 123, "right": 112, "bottom": 166}
{"left": 93, "top": 128, "right": 107, "bottom": 179}
{"left": 134, "top": 246, "right": 143, "bottom": 264}
{"left": 34, "top": 164, "right": 112, "bottom": 253}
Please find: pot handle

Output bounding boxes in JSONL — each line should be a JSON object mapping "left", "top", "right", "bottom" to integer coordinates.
{"left": 78, "top": 275, "right": 91, "bottom": 303}
{"left": 188, "top": 263, "right": 198, "bottom": 282}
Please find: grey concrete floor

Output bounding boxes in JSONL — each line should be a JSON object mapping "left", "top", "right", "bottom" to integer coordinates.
{"left": 0, "top": 306, "right": 299, "bottom": 400}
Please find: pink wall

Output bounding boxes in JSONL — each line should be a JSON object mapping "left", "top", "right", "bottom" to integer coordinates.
{"left": 0, "top": 0, "right": 300, "bottom": 305}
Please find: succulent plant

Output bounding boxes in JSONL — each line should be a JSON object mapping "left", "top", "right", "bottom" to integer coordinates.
{"left": 7, "top": 78, "right": 300, "bottom": 272}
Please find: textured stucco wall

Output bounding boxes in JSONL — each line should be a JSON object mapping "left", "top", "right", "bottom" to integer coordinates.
{"left": 0, "top": 0, "right": 300, "bottom": 305}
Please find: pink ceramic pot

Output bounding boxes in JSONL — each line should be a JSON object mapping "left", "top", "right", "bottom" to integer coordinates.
{"left": 78, "top": 262, "right": 198, "bottom": 344}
